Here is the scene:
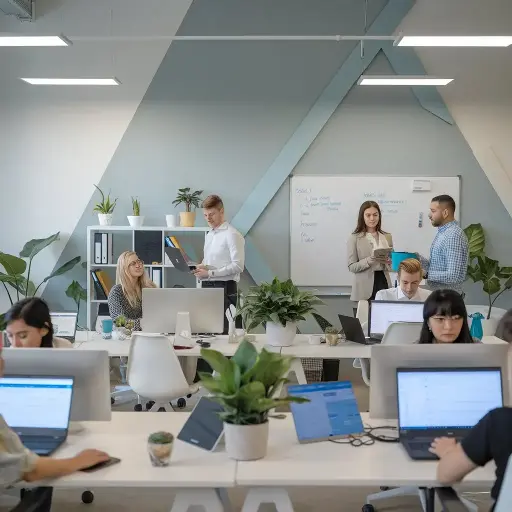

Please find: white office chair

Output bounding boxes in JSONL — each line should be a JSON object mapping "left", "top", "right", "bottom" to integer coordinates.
{"left": 353, "top": 301, "right": 370, "bottom": 370}
{"left": 127, "top": 333, "right": 199, "bottom": 412}
{"left": 363, "top": 322, "right": 429, "bottom": 512}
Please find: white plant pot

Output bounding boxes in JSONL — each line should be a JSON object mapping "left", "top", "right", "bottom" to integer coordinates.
{"left": 265, "top": 321, "right": 297, "bottom": 347}
{"left": 482, "top": 318, "right": 499, "bottom": 337}
{"left": 127, "top": 215, "right": 144, "bottom": 228}
{"left": 98, "top": 213, "right": 113, "bottom": 226}
{"left": 223, "top": 421, "right": 269, "bottom": 461}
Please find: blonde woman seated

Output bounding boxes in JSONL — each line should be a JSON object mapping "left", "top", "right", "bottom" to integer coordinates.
{"left": 108, "top": 251, "right": 156, "bottom": 331}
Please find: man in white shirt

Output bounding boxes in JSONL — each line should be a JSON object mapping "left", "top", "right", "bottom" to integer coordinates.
{"left": 375, "top": 258, "right": 431, "bottom": 302}
{"left": 192, "top": 195, "right": 245, "bottom": 333}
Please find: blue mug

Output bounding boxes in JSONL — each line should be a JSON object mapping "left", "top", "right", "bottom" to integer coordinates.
{"left": 101, "top": 318, "right": 113, "bottom": 339}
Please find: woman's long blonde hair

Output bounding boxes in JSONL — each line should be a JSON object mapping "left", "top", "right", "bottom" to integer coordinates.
{"left": 116, "top": 251, "right": 156, "bottom": 307}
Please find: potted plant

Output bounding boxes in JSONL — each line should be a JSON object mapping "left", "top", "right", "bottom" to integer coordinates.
{"left": 238, "top": 277, "right": 323, "bottom": 347}
{"left": 172, "top": 187, "right": 203, "bottom": 227}
{"left": 127, "top": 197, "right": 144, "bottom": 228}
{"left": 93, "top": 185, "right": 117, "bottom": 226}
{"left": 147, "top": 431, "right": 174, "bottom": 466}
{"left": 199, "top": 340, "right": 309, "bottom": 460}
{"left": 113, "top": 315, "right": 134, "bottom": 340}
{"left": 65, "top": 280, "right": 87, "bottom": 331}
{"left": 325, "top": 326, "right": 340, "bottom": 346}
{"left": 464, "top": 223, "right": 512, "bottom": 334}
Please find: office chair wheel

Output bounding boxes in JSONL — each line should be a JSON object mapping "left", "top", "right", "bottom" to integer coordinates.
{"left": 177, "top": 398, "right": 186, "bottom": 409}
{"left": 187, "top": 394, "right": 192, "bottom": 398}
{"left": 158, "top": 407, "right": 166, "bottom": 412}
{"left": 146, "top": 401, "right": 155, "bottom": 410}
{"left": 380, "top": 486, "right": 390, "bottom": 491}
{"left": 81, "top": 491, "right": 94, "bottom": 504}
{"left": 361, "top": 505, "right": 375, "bottom": 512}
{"left": 111, "top": 397, "right": 115, "bottom": 405}
{"left": 133, "top": 404, "right": 143, "bottom": 412}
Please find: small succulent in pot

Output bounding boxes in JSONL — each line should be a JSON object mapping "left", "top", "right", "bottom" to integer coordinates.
{"left": 324, "top": 326, "right": 340, "bottom": 346}
{"left": 114, "top": 315, "right": 133, "bottom": 339}
{"left": 147, "top": 431, "right": 174, "bottom": 467}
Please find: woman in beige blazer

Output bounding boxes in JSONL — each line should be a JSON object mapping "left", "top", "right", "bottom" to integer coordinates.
{"left": 347, "top": 201, "right": 393, "bottom": 302}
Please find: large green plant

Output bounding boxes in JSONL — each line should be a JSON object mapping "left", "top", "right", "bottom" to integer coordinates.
{"left": 238, "top": 277, "right": 323, "bottom": 332}
{"left": 199, "top": 340, "right": 308, "bottom": 425}
{"left": 464, "top": 223, "right": 512, "bottom": 319}
{"left": 172, "top": 187, "right": 203, "bottom": 212}
{"left": 0, "top": 233, "right": 80, "bottom": 330}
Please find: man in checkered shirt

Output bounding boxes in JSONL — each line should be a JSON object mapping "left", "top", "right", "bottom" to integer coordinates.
{"left": 417, "top": 194, "right": 469, "bottom": 295}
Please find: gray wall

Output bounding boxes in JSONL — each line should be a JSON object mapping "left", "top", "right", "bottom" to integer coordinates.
{"left": 44, "top": 0, "right": 512, "bottom": 329}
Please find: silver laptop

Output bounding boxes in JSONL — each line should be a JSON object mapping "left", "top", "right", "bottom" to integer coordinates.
{"left": 369, "top": 300, "right": 424, "bottom": 339}
{"left": 50, "top": 311, "right": 78, "bottom": 341}
{"left": 397, "top": 367, "right": 503, "bottom": 460}
{"left": 0, "top": 375, "right": 74, "bottom": 455}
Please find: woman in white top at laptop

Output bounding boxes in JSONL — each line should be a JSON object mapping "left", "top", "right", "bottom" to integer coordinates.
{"left": 4, "top": 298, "right": 72, "bottom": 348}
{"left": 375, "top": 258, "right": 431, "bottom": 302}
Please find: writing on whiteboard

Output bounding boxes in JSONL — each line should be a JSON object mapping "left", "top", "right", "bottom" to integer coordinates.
{"left": 301, "top": 232, "right": 315, "bottom": 243}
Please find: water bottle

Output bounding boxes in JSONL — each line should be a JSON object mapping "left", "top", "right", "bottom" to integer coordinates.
{"left": 469, "top": 312, "right": 484, "bottom": 341}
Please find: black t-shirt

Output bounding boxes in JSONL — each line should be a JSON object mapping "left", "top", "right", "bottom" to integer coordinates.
{"left": 461, "top": 407, "right": 512, "bottom": 508}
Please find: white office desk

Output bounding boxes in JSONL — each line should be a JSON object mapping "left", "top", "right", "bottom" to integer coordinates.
{"left": 236, "top": 413, "right": 494, "bottom": 488}
{"left": 43, "top": 412, "right": 235, "bottom": 512}
{"left": 282, "top": 340, "right": 371, "bottom": 360}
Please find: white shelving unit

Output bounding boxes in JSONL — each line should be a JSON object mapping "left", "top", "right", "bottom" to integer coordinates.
{"left": 86, "top": 225, "right": 209, "bottom": 330}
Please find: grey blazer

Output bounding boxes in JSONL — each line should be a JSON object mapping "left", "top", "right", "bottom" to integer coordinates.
{"left": 347, "top": 232, "right": 393, "bottom": 301}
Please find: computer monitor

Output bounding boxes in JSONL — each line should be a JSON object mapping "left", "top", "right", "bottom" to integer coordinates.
{"left": 397, "top": 368, "right": 503, "bottom": 431}
{"left": 3, "top": 348, "right": 111, "bottom": 421}
{"left": 141, "top": 288, "right": 224, "bottom": 334}
{"left": 0, "top": 375, "right": 74, "bottom": 432}
{"left": 369, "top": 300, "right": 424, "bottom": 338}
{"left": 369, "top": 343, "right": 510, "bottom": 419}
{"left": 50, "top": 312, "right": 78, "bottom": 341}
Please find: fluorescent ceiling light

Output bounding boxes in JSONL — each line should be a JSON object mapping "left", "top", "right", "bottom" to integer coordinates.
{"left": 0, "top": 35, "right": 69, "bottom": 47}
{"left": 20, "top": 78, "right": 120, "bottom": 85}
{"left": 396, "top": 35, "right": 512, "bottom": 47}
{"left": 358, "top": 75, "right": 453, "bottom": 86}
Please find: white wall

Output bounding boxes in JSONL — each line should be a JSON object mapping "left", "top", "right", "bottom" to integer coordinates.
{"left": 401, "top": 0, "right": 512, "bottom": 218}
{"left": 0, "top": 0, "right": 191, "bottom": 313}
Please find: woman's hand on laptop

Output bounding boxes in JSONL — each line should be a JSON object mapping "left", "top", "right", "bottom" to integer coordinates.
{"left": 429, "top": 437, "right": 457, "bottom": 458}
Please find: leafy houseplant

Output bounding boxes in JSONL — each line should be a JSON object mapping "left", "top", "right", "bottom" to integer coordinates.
{"left": 65, "top": 280, "right": 87, "bottom": 330}
{"left": 324, "top": 326, "right": 340, "bottom": 346}
{"left": 127, "top": 196, "right": 144, "bottom": 228}
{"left": 93, "top": 184, "right": 117, "bottom": 226}
{"left": 172, "top": 187, "right": 203, "bottom": 227}
{"left": 113, "top": 315, "right": 134, "bottom": 339}
{"left": 199, "top": 340, "right": 309, "bottom": 460}
{"left": 147, "top": 431, "right": 174, "bottom": 467}
{"left": 464, "top": 223, "right": 512, "bottom": 320}
{"left": 0, "top": 233, "right": 81, "bottom": 331}
{"left": 238, "top": 277, "right": 323, "bottom": 347}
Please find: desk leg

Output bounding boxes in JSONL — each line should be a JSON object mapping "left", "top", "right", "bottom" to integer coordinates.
{"left": 241, "top": 487, "right": 294, "bottom": 512}
{"left": 289, "top": 359, "right": 307, "bottom": 385}
{"left": 423, "top": 487, "right": 435, "bottom": 512}
{"left": 170, "top": 488, "right": 228, "bottom": 512}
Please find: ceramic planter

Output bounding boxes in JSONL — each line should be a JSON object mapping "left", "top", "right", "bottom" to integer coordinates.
{"left": 98, "top": 213, "right": 113, "bottom": 226}
{"left": 265, "top": 321, "right": 297, "bottom": 347}
{"left": 179, "top": 211, "right": 196, "bottom": 227}
{"left": 127, "top": 215, "right": 144, "bottom": 228}
{"left": 223, "top": 421, "right": 269, "bottom": 461}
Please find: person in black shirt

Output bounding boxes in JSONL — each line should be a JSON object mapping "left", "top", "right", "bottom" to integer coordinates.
{"left": 430, "top": 407, "right": 512, "bottom": 510}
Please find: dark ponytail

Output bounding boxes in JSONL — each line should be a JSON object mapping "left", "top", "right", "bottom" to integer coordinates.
{"left": 5, "top": 298, "right": 54, "bottom": 348}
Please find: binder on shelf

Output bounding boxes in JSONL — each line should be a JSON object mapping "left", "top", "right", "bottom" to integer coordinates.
{"left": 101, "top": 233, "right": 108, "bottom": 264}
{"left": 151, "top": 267, "right": 162, "bottom": 288}
{"left": 94, "top": 233, "right": 102, "bottom": 264}
{"left": 169, "top": 236, "right": 192, "bottom": 263}
{"left": 91, "top": 271, "right": 107, "bottom": 300}
{"left": 95, "top": 270, "right": 113, "bottom": 295}
{"left": 107, "top": 233, "right": 114, "bottom": 264}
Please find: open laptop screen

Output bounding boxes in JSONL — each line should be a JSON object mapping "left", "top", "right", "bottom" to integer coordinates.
{"left": 50, "top": 312, "right": 78, "bottom": 339}
{"left": 397, "top": 368, "right": 503, "bottom": 430}
{"left": 370, "top": 301, "right": 423, "bottom": 336}
{"left": 0, "top": 376, "right": 74, "bottom": 430}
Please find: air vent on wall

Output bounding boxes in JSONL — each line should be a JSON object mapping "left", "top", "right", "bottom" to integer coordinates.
{"left": 0, "top": 0, "right": 33, "bottom": 20}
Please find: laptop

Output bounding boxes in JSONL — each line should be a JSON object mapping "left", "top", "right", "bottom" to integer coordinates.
{"left": 0, "top": 375, "right": 74, "bottom": 455}
{"left": 338, "top": 314, "right": 379, "bottom": 345}
{"left": 369, "top": 300, "right": 424, "bottom": 340}
{"left": 396, "top": 367, "right": 503, "bottom": 460}
{"left": 164, "top": 246, "right": 194, "bottom": 272}
{"left": 177, "top": 397, "right": 225, "bottom": 451}
{"left": 288, "top": 381, "right": 364, "bottom": 443}
{"left": 50, "top": 312, "right": 78, "bottom": 342}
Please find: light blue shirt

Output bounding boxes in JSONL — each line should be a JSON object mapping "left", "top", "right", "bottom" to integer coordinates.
{"left": 420, "top": 221, "right": 469, "bottom": 293}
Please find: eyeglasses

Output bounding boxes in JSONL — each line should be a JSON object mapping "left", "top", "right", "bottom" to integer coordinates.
{"left": 129, "top": 259, "right": 144, "bottom": 268}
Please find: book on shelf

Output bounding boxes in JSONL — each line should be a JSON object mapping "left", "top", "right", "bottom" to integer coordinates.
{"left": 93, "top": 233, "right": 114, "bottom": 264}
{"left": 91, "top": 269, "right": 114, "bottom": 300}
{"left": 151, "top": 267, "right": 162, "bottom": 288}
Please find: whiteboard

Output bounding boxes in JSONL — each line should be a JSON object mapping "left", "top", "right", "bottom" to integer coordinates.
{"left": 290, "top": 175, "right": 460, "bottom": 287}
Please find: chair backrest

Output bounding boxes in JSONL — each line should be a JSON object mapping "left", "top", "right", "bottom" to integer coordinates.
{"left": 381, "top": 322, "right": 422, "bottom": 345}
{"left": 356, "top": 300, "right": 369, "bottom": 325}
{"left": 127, "top": 333, "right": 190, "bottom": 399}
{"left": 495, "top": 453, "right": 512, "bottom": 512}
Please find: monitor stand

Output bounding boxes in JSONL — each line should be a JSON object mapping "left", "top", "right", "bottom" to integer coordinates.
{"left": 68, "top": 421, "right": 85, "bottom": 434}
